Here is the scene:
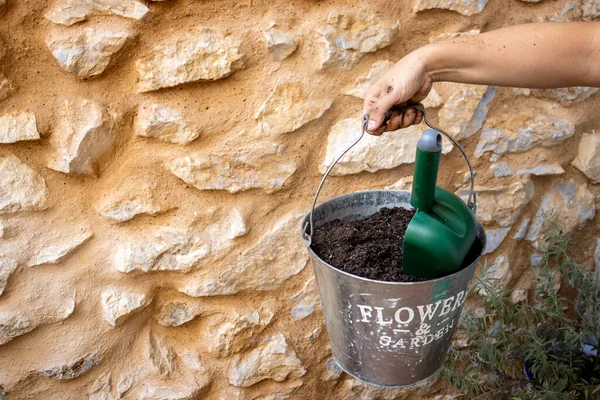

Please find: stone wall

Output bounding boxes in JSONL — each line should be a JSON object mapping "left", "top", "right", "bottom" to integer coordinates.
{"left": 1, "top": 0, "right": 600, "bottom": 399}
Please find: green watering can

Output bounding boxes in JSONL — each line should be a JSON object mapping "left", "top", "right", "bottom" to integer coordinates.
{"left": 381, "top": 105, "right": 478, "bottom": 280}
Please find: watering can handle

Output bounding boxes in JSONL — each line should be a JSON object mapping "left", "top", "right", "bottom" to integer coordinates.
{"left": 303, "top": 103, "right": 477, "bottom": 243}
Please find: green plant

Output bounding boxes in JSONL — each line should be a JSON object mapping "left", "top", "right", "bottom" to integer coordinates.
{"left": 440, "top": 216, "right": 600, "bottom": 400}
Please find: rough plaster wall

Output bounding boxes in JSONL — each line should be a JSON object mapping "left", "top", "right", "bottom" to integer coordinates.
{"left": 1, "top": 0, "right": 600, "bottom": 399}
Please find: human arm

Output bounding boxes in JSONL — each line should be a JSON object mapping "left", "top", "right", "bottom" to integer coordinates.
{"left": 364, "top": 22, "right": 600, "bottom": 135}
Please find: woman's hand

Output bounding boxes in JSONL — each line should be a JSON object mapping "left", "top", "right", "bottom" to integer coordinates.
{"left": 363, "top": 48, "right": 433, "bottom": 135}
{"left": 362, "top": 22, "right": 600, "bottom": 137}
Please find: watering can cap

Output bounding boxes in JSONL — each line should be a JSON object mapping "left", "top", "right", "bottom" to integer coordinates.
{"left": 417, "top": 129, "right": 442, "bottom": 153}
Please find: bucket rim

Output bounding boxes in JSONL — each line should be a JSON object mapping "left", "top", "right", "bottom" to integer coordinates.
{"left": 302, "top": 189, "right": 486, "bottom": 287}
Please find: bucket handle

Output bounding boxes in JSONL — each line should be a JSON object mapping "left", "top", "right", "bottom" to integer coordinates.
{"left": 303, "top": 103, "right": 477, "bottom": 244}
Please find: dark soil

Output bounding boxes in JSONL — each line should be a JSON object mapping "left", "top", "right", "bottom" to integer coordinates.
{"left": 311, "top": 207, "right": 426, "bottom": 283}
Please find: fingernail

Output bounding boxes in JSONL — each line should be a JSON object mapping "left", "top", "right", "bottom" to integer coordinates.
{"left": 367, "top": 120, "right": 377, "bottom": 131}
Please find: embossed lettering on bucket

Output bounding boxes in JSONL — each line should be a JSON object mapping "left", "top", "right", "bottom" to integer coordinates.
{"left": 302, "top": 190, "right": 485, "bottom": 387}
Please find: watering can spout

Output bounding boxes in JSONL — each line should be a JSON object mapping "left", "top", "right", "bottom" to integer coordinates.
{"left": 403, "top": 129, "right": 477, "bottom": 280}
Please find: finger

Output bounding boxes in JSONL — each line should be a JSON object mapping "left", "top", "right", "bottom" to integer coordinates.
{"left": 414, "top": 111, "right": 424, "bottom": 125}
{"left": 384, "top": 112, "right": 405, "bottom": 132}
{"left": 367, "top": 125, "right": 386, "bottom": 136}
{"left": 400, "top": 108, "right": 417, "bottom": 129}
{"left": 365, "top": 113, "right": 387, "bottom": 136}
{"left": 363, "top": 82, "right": 400, "bottom": 132}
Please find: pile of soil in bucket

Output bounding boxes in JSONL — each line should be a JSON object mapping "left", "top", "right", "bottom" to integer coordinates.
{"left": 311, "top": 207, "right": 427, "bottom": 283}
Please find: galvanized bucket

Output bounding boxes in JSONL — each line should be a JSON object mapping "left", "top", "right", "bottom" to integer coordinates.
{"left": 302, "top": 190, "right": 485, "bottom": 387}
{"left": 302, "top": 105, "right": 485, "bottom": 387}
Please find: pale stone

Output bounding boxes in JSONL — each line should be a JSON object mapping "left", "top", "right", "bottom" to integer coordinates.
{"left": 515, "top": 87, "right": 598, "bottom": 106}
{"left": 318, "top": 12, "right": 398, "bottom": 70}
{"left": 180, "top": 351, "right": 206, "bottom": 373}
{"left": 530, "top": 252, "right": 544, "bottom": 267}
{"left": 28, "top": 229, "right": 93, "bottom": 266}
{"left": 101, "top": 287, "right": 151, "bottom": 326}
{"left": 478, "top": 255, "right": 512, "bottom": 296}
{"left": 475, "top": 111, "right": 575, "bottom": 158}
{"left": 511, "top": 289, "right": 528, "bottom": 304}
{"left": 135, "top": 104, "right": 198, "bottom": 145}
{"left": 541, "top": 3, "right": 583, "bottom": 22}
{"left": 483, "top": 227, "right": 510, "bottom": 255}
{"left": 423, "top": 88, "right": 443, "bottom": 108}
{"left": 181, "top": 212, "right": 307, "bottom": 297}
{"left": 385, "top": 176, "right": 413, "bottom": 191}
{"left": 46, "top": 25, "right": 130, "bottom": 78}
{"left": 514, "top": 217, "right": 531, "bottom": 240}
{"left": 290, "top": 278, "right": 320, "bottom": 320}
{"left": 343, "top": 60, "right": 394, "bottom": 99}
{"left": 0, "top": 257, "right": 17, "bottom": 296}
{"left": 218, "top": 388, "right": 242, "bottom": 400}
{"left": 147, "top": 331, "right": 176, "bottom": 376}
{"left": 517, "top": 164, "right": 565, "bottom": 176}
{"left": 320, "top": 358, "right": 343, "bottom": 381}
{"left": 572, "top": 132, "right": 600, "bottom": 183}
{"left": 115, "top": 208, "right": 247, "bottom": 273}
{"left": 89, "top": 374, "right": 114, "bottom": 400}
{"left": 40, "top": 352, "right": 102, "bottom": 380}
{"left": 0, "top": 74, "right": 15, "bottom": 103}
{"left": 583, "top": 0, "right": 600, "bottom": 19}
{"left": 429, "top": 29, "right": 480, "bottom": 43}
{"left": 490, "top": 162, "right": 513, "bottom": 178}
{"left": 458, "top": 178, "right": 535, "bottom": 227}
{"left": 45, "top": 0, "right": 149, "bottom": 25}
{"left": 0, "top": 155, "right": 49, "bottom": 213}
{"left": 414, "top": 0, "right": 488, "bottom": 15}
{"left": 0, "top": 311, "right": 32, "bottom": 345}
{"left": 320, "top": 118, "right": 451, "bottom": 176}
{"left": 208, "top": 304, "right": 274, "bottom": 358}
{"left": 114, "top": 226, "right": 204, "bottom": 273}
{"left": 438, "top": 85, "right": 496, "bottom": 141}
{"left": 264, "top": 28, "right": 296, "bottom": 61}
{"left": 460, "top": 170, "right": 472, "bottom": 184}
{"left": 48, "top": 98, "right": 115, "bottom": 175}
{"left": 169, "top": 144, "right": 296, "bottom": 194}
{"left": 253, "top": 382, "right": 304, "bottom": 400}
{"left": 117, "top": 376, "right": 133, "bottom": 398}
{"left": 0, "top": 220, "right": 4, "bottom": 238}
{"left": 525, "top": 180, "right": 596, "bottom": 248}
{"left": 0, "top": 112, "right": 40, "bottom": 143}
{"left": 133, "top": 362, "right": 211, "bottom": 399}
{"left": 339, "top": 375, "right": 437, "bottom": 399}
{"left": 228, "top": 334, "right": 305, "bottom": 387}
{"left": 255, "top": 82, "right": 332, "bottom": 135}
{"left": 155, "top": 302, "right": 200, "bottom": 327}
{"left": 0, "top": 298, "right": 74, "bottom": 345}
{"left": 97, "top": 184, "right": 168, "bottom": 223}
{"left": 138, "top": 385, "right": 203, "bottom": 400}
{"left": 307, "top": 326, "right": 323, "bottom": 341}
{"left": 136, "top": 27, "right": 243, "bottom": 92}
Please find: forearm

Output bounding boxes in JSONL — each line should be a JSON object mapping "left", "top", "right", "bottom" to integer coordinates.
{"left": 419, "top": 22, "right": 600, "bottom": 88}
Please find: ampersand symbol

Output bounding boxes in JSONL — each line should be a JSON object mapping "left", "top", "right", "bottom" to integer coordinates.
{"left": 415, "top": 323, "right": 431, "bottom": 336}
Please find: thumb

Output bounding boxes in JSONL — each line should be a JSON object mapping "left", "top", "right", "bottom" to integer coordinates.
{"left": 363, "top": 82, "right": 407, "bottom": 133}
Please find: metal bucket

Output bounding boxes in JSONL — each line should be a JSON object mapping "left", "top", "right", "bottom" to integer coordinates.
{"left": 302, "top": 189, "right": 485, "bottom": 387}
{"left": 301, "top": 106, "right": 485, "bottom": 387}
